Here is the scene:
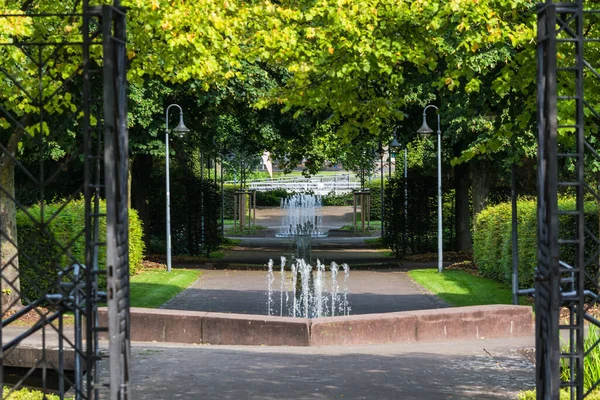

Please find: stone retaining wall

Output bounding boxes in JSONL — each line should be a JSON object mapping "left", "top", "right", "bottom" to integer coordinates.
{"left": 99, "top": 304, "right": 533, "bottom": 346}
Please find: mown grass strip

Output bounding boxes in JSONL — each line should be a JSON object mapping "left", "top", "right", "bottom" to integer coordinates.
{"left": 408, "top": 269, "right": 514, "bottom": 307}
{"left": 130, "top": 269, "right": 202, "bottom": 308}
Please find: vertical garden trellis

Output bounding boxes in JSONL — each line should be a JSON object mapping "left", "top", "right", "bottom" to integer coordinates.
{"left": 0, "top": 1, "right": 129, "bottom": 399}
{"left": 536, "top": 1, "right": 600, "bottom": 398}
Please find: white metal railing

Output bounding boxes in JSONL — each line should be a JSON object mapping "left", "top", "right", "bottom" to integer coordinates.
{"left": 226, "top": 174, "right": 361, "bottom": 194}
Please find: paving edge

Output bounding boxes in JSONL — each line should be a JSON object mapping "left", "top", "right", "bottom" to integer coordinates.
{"left": 98, "top": 305, "right": 533, "bottom": 347}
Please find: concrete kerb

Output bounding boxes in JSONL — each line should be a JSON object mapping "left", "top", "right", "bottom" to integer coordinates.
{"left": 99, "top": 305, "right": 533, "bottom": 347}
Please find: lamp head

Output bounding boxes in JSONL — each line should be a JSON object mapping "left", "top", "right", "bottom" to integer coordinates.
{"left": 389, "top": 136, "right": 401, "bottom": 152}
{"left": 416, "top": 115, "right": 433, "bottom": 135}
{"left": 173, "top": 114, "right": 190, "bottom": 138}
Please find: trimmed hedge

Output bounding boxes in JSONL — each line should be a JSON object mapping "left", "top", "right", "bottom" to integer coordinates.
{"left": 16, "top": 199, "right": 145, "bottom": 302}
{"left": 473, "top": 197, "right": 598, "bottom": 288}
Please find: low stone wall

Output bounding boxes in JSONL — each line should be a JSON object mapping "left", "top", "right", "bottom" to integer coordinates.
{"left": 98, "top": 304, "right": 533, "bottom": 347}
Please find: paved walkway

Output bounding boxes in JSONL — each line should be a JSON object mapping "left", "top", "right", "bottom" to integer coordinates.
{"left": 149, "top": 204, "right": 536, "bottom": 398}
{"left": 125, "top": 337, "right": 535, "bottom": 399}
{"left": 221, "top": 236, "right": 392, "bottom": 266}
{"left": 162, "top": 269, "right": 446, "bottom": 315}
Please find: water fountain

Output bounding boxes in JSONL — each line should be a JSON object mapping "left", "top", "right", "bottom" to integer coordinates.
{"left": 267, "top": 257, "right": 351, "bottom": 318}
{"left": 268, "top": 193, "right": 349, "bottom": 317}
{"left": 276, "top": 194, "right": 327, "bottom": 238}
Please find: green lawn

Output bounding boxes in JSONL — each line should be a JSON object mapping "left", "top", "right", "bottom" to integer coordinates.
{"left": 130, "top": 269, "right": 202, "bottom": 308}
{"left": 340, "top": 220, "right": 382, "bottom": 231}
{"left": 225, "top": 224, "right": 267, "bottom": 236}
{"left": 408, "top": 269, "right": 514, "bottom": 307}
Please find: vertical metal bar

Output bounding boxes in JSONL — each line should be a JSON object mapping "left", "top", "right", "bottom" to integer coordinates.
{"left": 536, "top": 4, "right": 561, "bottom": 399}
{"left": 103, "top": 6, "right": 123, "bottom": 400}
{"left": 58, "top": 312, "right": 64, "bottom": 398}
{"left": 165, "top": 128, "right": 172, "bottom": 272}
{"left": 437, "top": 114, "right": 443, "bottom": 273}
{"left": 511, "top": 163, "right": 519, "bottom": 305}
{"left": 82, "top": 1, "right": 95, "bottom": 398}
{"left": 353, "top": 192, "right": 356, "bottom": 233}
{"left": 233, "top": 192, "right": 237, "bottom": 231}
{"left": 221, "top": 155, "right": 224, "bottom": 237}
{"left": 201, "top": 157, "right": 205, "bottom": 246}
{"left": 574, "top": 2, "right": 585, "bottom": 397}
{"left": 117, "top": 10, "right": 131, "bottom": 398}
{"left": 380, "top": 150, "right": 384, "bottom": 238}
{"left": 404, "top": 148, "right": 408, "bottom": 251}
{"left": 74, "top": 264, "right": 83, "bottom": 400}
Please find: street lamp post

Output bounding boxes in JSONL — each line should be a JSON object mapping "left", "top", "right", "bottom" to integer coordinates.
{"left": 388, "top": 135, "right": 401, "bottom": 179}
{"left": 417, "top": 105, "right": 443, "bottom": 273}
{"left": 388, "top": 135, "right": 403, "bottom": 245}
{"left": 165, "top": 104, "right": 190, "bottom": 272}
{"left": 377, "top": 141, "right": 385, "bottom": 238}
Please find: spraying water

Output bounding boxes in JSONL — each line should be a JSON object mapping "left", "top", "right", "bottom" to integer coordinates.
{"left": 299, "top": 259, "right": 311, "bottom": 318}
{"left": 342, "top": 263, "right": 350, "bottom": 316}
{"left": 314, "top": 260, "right": 324, "bottom": 318}
{"left": 276, "top": 194, "right": 327, "bottom": 238}
{"left": 330, "top": 262, "right": 339, "bottom": 317}
{"left": 266, "top": 258, "right": 350, "bottom": 318}
{"left": 291, "top": 262, "right": 298, "bottom": 317}
{"left": 280, "top": 256, "right": 287, "bottom": 317}
{"left": 267, "top": 259, "right": 275, "bottom": 316}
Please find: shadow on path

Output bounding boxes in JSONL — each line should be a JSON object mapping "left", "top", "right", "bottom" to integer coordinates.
{"left": 129, "top": 344, "right": 534, "bottom": 399}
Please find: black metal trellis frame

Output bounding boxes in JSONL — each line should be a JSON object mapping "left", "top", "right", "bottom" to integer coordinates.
{"left": 536, "top": 1, "right": 600, "bottom": 398}
{"left": 0, "top": 1, "right": 129, "bottom": 399}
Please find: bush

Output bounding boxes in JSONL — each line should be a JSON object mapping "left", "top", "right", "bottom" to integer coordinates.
{"left": 473, "top": 197, "right": 598, "bottom": 288}
{"left": 322, "top": 191, "right": 353, "bottom": 206}
{"left": 16, "top": 198, "right": 145, "bottom": 302}
{"left": 3, "top": 387, "right": 66, "bottom": 400}
{"left": 256, "top": 189, "right": 288, "bottom": 206}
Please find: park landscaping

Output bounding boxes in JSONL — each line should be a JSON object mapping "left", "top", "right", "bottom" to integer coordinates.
{"left": 408, "top": 268, "right": 515, "bottom": 307}
{"left": 0, "top": 0, "right": 584, "bottom": 396}
{"left": 129, "top": 267, "right": 202, "bottom": 309}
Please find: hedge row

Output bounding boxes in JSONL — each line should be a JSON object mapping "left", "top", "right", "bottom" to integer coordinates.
{"left": 16, "top": 199, "right": 145, "bottom": 302}
{"left": 473, "top": 198, "right": 598, "bottom": 288}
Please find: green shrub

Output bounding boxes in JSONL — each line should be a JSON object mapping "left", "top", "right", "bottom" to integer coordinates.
{"left": 561, "top": 325, "right": 600, "bottom": 393}
{"left": 16, "top": 198, "right": 145, "bottom": 302}
{"left": 255, "top": 189, "right": 288, "bottom": 206}
{"left": 517, "top": 389, "right": 600, "bottom": 400}
{"left": 322, "top": 191, "right": 353, "bottom": 206}
{"left": 3, "top": 387, "right": 67, "bottom": 400}
{"left": 473, "top": 197, "right": 598, "bottom": 288}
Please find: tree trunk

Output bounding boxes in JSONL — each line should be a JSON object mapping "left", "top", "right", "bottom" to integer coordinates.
{"left": 131, "top": 154, "right": 153, "bottom": 252}
{"left": 454, "top": 162, "right": 472, "bottom": 252}
{"left": 471, "top": 160, "right": 491, "bottom": 223}
{"left": 0, "top": 150, "right": 21, "bottom": 311}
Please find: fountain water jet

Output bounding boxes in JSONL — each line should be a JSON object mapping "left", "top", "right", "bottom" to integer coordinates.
{"left": 280, "top": 256, "right": 287, "bottom": 317}
{"left": 267, "top": 258, "right": 350, "bottom": 318}
{"left": 266, "top": 259, "right": 275, "bottom": 315}
{"left": 276, "top": 194, "right": 327, "bottom": 238}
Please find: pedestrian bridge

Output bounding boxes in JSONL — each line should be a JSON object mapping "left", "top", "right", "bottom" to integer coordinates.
{"left": 226, "top": 174, "right": 361, "bottom": 195}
